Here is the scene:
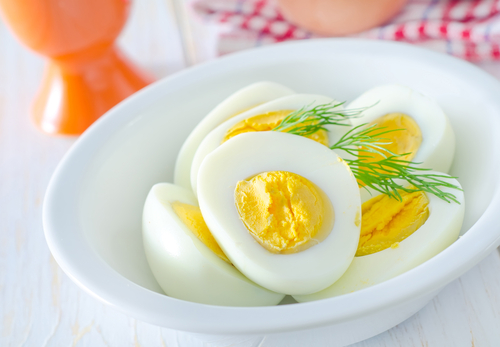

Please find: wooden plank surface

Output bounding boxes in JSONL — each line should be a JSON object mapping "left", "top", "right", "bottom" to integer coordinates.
{"left": 1, "top": 0, "right": 500, "bottom": 346}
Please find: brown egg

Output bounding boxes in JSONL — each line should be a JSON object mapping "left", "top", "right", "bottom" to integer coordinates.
{"left": 276, "top": 0, "right": 408, "bottom": 36}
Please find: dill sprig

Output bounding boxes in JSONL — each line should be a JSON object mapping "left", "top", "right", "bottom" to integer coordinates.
{"left": 272, "top": 102, "right": 364, "bottom": 136}
{"left": 335, "top": 124, "right": 461, "bottom": 203}
{"left": 346, "top": 156, "right": 461, "bottom": 203}
{"left": 332, "top": 124, "right": 462, "bottom": 203}
{"left": 273, "top": 110, "right": 462, "bottom": 203}
{"left": 330, "top": 123, "right": 399, "bottom": 158}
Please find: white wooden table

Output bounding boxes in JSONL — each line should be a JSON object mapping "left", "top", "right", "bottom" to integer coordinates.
{"left": 2, "top": 1, "right": 500, "bottom": 346}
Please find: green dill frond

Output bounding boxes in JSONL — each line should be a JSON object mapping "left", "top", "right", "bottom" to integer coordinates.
{"left": 345, "top": 156, "right": 461, "bottom": 203}
{"left": 272, "top": 102, "right": 364, "bottom": 136}
{"left": 328, "top": 122, "right": 462, "bottom": 203}
{"left": 272, "top": 102, "right": 461, "bottom": 203}
{"left": 330, "top": 123, "right": 401, "bottom": 157}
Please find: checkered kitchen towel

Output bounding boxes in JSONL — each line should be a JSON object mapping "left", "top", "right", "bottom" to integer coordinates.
{"left": 193, "top": 0, "right": 500, "bottom": 61}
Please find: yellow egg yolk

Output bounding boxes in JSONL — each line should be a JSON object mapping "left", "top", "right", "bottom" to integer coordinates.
{"left": 362, "top": 113, "right": 422, "bottom": 163}
{"left": 222, "top": 110, "right": 329, "bottom": 146}
{"left": 234, "top": 171, "right": 332, "bottom": 254}
{"left": 356, "top": 189, "right": 429, "bottom": 256}
{"left": 171, "top": 201, "right": 230, "bottom": 263}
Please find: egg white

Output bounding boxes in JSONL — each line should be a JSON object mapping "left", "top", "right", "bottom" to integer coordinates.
{"left": 174, "top": 81, "right": 295, "bottom": 192}
{"left": 142, "top": 183, "right": 286, "bottom": 306}
{"left": 191, "top": 93, "right": 350, "bottom": 196}
{"left": 293, "top": 173, "right": 464, "bottom": 302}
{"left": 347, "top": 84, "right": 455, "bottom": 173}
{"left": 197, "top": 131, "right": 361, "bottom": 295}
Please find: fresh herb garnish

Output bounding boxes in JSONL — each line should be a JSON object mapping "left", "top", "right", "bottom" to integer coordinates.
{"left": 272, "top": 102, "right": 363, "bottom": 136}
{"left": 273, "top": 103, "right": 462, "bottom": 203}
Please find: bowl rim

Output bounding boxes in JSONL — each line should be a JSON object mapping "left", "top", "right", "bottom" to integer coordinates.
{"left": 43, "top": 38, "right": 500, "bottom": 335}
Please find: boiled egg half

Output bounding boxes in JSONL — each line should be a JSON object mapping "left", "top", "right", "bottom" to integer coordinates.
{"left": 346, "top": 84, "right": 455, "bottom": 173}
{"left": 197, "top": 131, "right": 361, "bottom": 295}
{"left": 174, "top": 81, "right": 294, "bottom": 192}
{"left": 142, "top": 183, "right": 285, "bottom": 306}
{"left": 293, "top": 173, "right": 464, "bottom": 302}
{"left": 191, "top": 93, "right": 351, "bottom": 196}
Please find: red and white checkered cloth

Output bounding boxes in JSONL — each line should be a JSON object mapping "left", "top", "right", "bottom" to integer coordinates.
{"left": 193, "top": 0, "right": 500, "bottom": 61}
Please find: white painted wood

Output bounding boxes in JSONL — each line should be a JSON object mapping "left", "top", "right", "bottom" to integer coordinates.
{"left": 176, "top": 0, "right": 219, "bottom": 65}
{"left": 1, "top": 0, "right": 500, "bottom": 346}
{"left": 120, "top": 0, "right": 187, "bottom": 76}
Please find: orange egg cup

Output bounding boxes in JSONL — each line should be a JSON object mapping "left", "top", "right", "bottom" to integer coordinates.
{"left": 0, "top": 0, "right": 154, "bottom": 136}
{"left": 33, "top": 45, "right": 153, "bottom": 135}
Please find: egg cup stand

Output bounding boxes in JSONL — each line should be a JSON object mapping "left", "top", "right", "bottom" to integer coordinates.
{"left": 0, "top": 0, "right": 153, "bottom": 136}
{"left": 32, "top": 46, "right": 153, "bottom": 135}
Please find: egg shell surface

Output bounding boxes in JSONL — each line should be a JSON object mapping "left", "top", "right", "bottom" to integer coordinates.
{"left": 174, "top": 81, "right": 295, "bottom": 192}
{"left": 293, "top": 173, "right": 465, "bottom": 302}
{"left": 347, "top": 84, "right": 455, "bottom": 173}
{"left": 191, "top": 93, "right": 350, "bottom": 196}
{"left": 197, "top": 131, "right": 361, "bottom": 295}
{"left": 142, "top": 183, "right": 285, "bottom": 306}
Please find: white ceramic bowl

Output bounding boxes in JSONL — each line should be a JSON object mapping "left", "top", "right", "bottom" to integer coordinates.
{"left": 44, "top": 39, "right": 500, "bottom": 346}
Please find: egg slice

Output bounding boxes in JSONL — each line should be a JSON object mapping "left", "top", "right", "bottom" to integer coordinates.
{"left": 142, "top": 183, "right": 285, "bottom": 306}
{"left": 293, "top": 173, "right": 464, "bottom": 302}
{"left": 191, "top": 93, "right": 350, "bottom": 196}
{"left": 346, "top": 85, "right": 455, "bottom": 173}
{"left": 197, "top": 131, "right": 361, "bottom": 295}
{"left": 174, "top": 81, "right": 295, "bottom": 192}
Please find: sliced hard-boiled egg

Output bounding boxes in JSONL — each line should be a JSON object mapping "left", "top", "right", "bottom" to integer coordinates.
{"left": 293, "top": 173, "right": 464, "bottom": 302}
{"left": 142, "top": 183, "right": 285, "bottom": 306}
{"left": 191, "top": 93, "right": 350, "bottom": 196}
{"left": 174, "top": 81, "right": 295, "bottom": 192}
{"left": 346, "top": 85, "right": 455, "bottom": 173}
{"left": 197, "top": 131, "right": 361, "bottom": 295}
